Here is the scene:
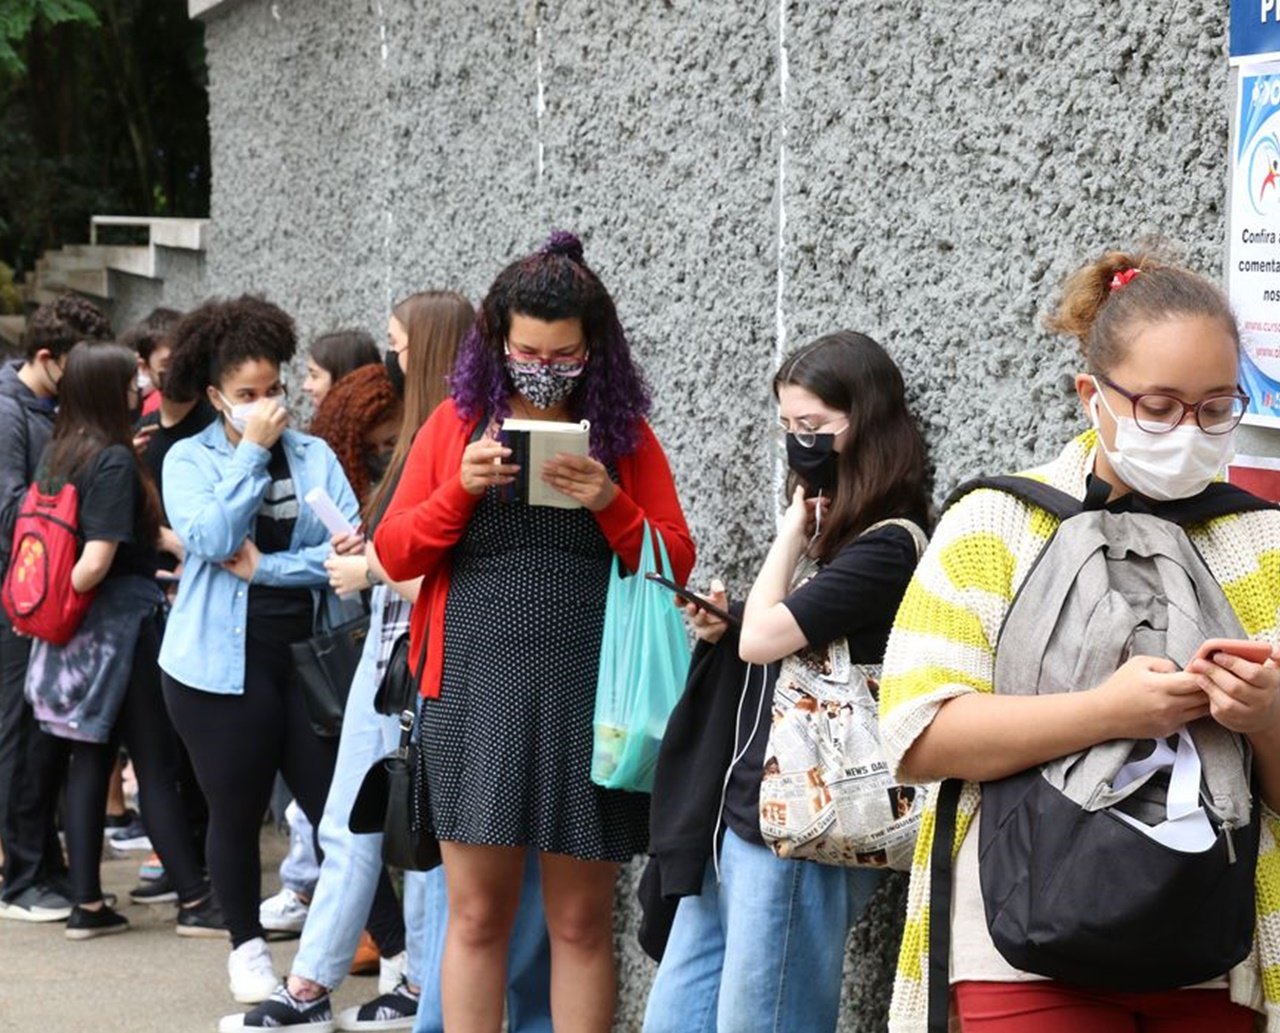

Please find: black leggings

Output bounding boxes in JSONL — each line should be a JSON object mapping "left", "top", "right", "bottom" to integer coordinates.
{"left": 59, "top": 616, "right": 208, "bottom": 905}
{"left": 164, "top": 632, "right": 340, "bottom": 948}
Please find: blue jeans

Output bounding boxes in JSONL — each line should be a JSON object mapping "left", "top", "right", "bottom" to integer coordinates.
{"left": 279, "top": 800, "right": 320, "bottom": 896}
{"left": 642, "top": 828, "right": 887, "bottom": 1033}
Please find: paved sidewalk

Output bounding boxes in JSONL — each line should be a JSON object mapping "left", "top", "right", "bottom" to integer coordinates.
{"left": 0, "top": 829, "right": 378, "bottom": 1033}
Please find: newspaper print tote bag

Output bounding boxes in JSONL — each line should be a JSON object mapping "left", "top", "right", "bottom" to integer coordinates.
{"left": 758, "top": 519, "right": 928, "bottom": 870}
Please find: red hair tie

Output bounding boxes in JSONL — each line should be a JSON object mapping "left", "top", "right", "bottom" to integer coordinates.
{"left": 1109, "top": 268, "right": 1141, "bottom": 292}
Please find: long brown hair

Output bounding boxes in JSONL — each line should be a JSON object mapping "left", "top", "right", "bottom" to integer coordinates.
{"left": 46, "top": 342, "right": 162, "bottom": 546}
{"left": 774, "top": 332, "right": 929, "bottom": 564}
{"left": 310, "top": 364, "right": 401, "bottom": 504}
{"left": 363, "top": 291, "right": 475, "bottom": 526}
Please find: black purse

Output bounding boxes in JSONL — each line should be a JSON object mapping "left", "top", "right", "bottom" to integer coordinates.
{"left": 350, "top": 705, "right": 441, "bottom": 871}
{"left": 373, "top": 632, "right": 414, "bottom": 717}
{"left": 291, "top": 614, "right": 371, "bottom": 737}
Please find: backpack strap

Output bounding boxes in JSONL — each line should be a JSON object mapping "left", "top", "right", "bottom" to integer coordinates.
{"left": 944, "top": 475, "right": 1083, "bottom": 521}
{"left": 928, "top": 777, "right": 963, "bottom": 1033}
{"left": 1152, "top": 481, "right": 1277, "bottom": 525}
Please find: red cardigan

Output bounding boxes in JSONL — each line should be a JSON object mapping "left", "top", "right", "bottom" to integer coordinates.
{"left": 374, "top": 399, "right": 696, "bottom": 699}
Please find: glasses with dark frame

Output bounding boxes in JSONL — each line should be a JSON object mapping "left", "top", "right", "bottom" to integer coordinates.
{"left": 1094, "top": 373, "right": 1248, "bottom": 436}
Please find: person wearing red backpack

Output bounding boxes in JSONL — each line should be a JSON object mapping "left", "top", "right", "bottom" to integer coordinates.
{"left": 0, "top": 294, "right": 111, "bottom": 923}
{"left": 19, "top": 342, "right": 220, "bottom": 940}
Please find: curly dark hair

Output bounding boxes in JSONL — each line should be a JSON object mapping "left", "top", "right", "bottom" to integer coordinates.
{"left": 23, "top": 293, "right": 113, "bottom": 360}
{"left": 120, "top": 307, "right": 183, "bottom": 363}
{"left": 165, "top": 295, "right": 297, "bottom": 401}
{"left": 309, "top": 364, "right": 401, "bottom": 504}
{"left": 450, "top": 230, "right": 651, "bottom": 465}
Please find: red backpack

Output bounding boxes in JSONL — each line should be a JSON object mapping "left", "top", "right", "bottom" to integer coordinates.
{"left": 2, "top": 481, "right": 93, "bottom": 645}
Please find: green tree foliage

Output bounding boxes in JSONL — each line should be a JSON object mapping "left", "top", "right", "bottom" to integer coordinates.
{"left": 0, "top": 0, "right": 209, "bottom": 276}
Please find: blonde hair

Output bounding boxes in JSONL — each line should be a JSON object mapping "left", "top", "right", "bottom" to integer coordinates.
{"left": 1046, "top": 249, "right": 1238, "bottom": 371}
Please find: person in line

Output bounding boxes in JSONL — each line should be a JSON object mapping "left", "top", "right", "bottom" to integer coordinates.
{"left": 159, "top": 295, "right": 360, "bottom": 1004}
{"left": 879, "top": 251, "right": 1278, "bottom": 1032}
{"left": 21, "top": 342, "right": 221, "bottom": 939}
{"left": 376, "top": 232, "right": 694, "bottom": 1033}
{"left": 226, "top": 290, "right": 554, "bottom": 1033}
{"left": 129, "top": 309, "right": 218, "bottom": 906}
{"left": 303, "top": 329, "right": 381, "bottom": 408}
{"left": 0, "top": 294, "right": 111, "bottom": 923}
{"left": 641, "top": 331, "right": 928, "bottom": 1033}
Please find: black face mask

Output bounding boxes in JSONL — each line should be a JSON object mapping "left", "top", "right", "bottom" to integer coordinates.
{"left": 384, "top": 349, "right": 406, "bottom": 398}
{"left": 785, "top": 434, "right": 839, "bottom": 493}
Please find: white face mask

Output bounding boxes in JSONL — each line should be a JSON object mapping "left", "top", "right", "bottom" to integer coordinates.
{"left": 137, "top": 371, "right": 153, "bottom": 395}
{"left": 1090, "top": 381, "right": 1236, "bottom": 502}
{"left": 216, "top": 391, "right": 284, "bottom": 434}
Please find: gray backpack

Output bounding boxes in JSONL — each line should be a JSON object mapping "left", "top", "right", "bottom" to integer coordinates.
{"left": 926, "top": 476, "right": 1273, "bottom": 1032}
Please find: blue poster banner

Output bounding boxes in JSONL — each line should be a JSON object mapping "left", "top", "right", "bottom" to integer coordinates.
{"left": 1232, "top": 0, "right": 1280, "bottom": 64}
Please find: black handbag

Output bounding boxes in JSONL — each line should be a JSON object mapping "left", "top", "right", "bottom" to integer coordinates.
{"left": 291, "top": 614, "right": 371, "bottom": 737}
{"left": 350, "top": 705, "right": 441, "bottom": 871}
{"left": 373, "top": 632, "right": 414, "bottom": 717}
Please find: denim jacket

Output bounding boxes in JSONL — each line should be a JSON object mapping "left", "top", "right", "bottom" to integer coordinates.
{"left": 158, "top": 422, "right": 360, "bottom": 695}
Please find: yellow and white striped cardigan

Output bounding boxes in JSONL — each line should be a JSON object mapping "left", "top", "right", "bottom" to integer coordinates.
{"left": 878, "top": 431, "right": 1280, "bottom": 1033}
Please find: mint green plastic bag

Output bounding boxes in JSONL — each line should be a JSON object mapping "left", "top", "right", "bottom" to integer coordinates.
{"left": 590, "top": 523, "right": 691, "bottom": 793}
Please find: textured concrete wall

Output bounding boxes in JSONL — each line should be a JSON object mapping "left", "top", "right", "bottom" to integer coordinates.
{"left": 189, "top": 1, "right": 1246, "bottom": 1029}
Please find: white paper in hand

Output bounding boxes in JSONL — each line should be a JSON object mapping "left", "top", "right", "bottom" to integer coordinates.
{"left": 304, "top": 486, "right": 355, "bottom": 537}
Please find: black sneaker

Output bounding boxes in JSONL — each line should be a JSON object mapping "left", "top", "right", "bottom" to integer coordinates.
{"left": 130, "top": 870, "right": 178, "bottom": 904}
{"left": 217, "top": 985, "right": 335, "bottom": 1032}
{"left": 336, "top": 977, "right": 419, "bottom": 1031}
{"left": 176, "top": 892, "right": 226, "bottom": 938}
{"left": 64, "top": 904, "right": 129, "bottom": 940}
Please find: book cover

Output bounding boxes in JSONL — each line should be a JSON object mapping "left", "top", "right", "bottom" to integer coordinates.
{"left": 500, "top": 418, "right": 591, "bottom": 509}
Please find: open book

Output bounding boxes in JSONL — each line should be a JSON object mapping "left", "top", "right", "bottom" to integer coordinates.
{"left": 500, "top": 418, "right": 591, "bottom": 509}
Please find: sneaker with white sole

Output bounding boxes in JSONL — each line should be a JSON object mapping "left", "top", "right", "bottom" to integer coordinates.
{"left": 65, "top": 903, "right": 130, "bottom": 940}
{"left": 0, "top": 885, "right": 73, "bottom": 922}
{"left": 259, "top": 887, "right": 309, "bottom": 934}
{"left": 377, "top": 951, "right": 407, "bottom": 996}
{"left": 107, "top": 814, "right": 152, "bottom": 852}
{"left": 336, "top": 977, "right": 418, "bottom": 1031}
{"left": 227, "top": 937, "right": 278, "bottom": 1004}
{"left": 218, "top": 985, "right": 335, "bottom": 1032}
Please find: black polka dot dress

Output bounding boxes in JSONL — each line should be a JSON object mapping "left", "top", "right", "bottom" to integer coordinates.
{"left": 420, "top": 482, "right": 650, "bottom": 862}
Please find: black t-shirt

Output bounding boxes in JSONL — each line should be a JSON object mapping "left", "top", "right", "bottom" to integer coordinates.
{"left": 247, "top": 441, "right": 313, "bottom": 642}
{"left": 722, "top": 522, "right": 920, "bottom": 846}
{"left": 138, "top": 399, "right": 216, "bottom": 517}
{"left": 54, "top": 444, "right": 158, "bottom": 582}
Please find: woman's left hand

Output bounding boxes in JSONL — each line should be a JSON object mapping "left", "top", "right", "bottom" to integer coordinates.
{"left": 325, "top": 553, "right": 370, "bottom": 597}
{"left": 221, "top": 538, "right": 261, "bottom": 582}
{"left": 1189, "top": 649, "right": 1280, "bottom": 735}
{"left": 542, "top": 454, "right": 618, "bottom": 512}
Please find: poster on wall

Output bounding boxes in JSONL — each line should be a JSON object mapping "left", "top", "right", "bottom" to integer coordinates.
{"left": 1229, "top": 61, "right": 1280, "bottom": 427}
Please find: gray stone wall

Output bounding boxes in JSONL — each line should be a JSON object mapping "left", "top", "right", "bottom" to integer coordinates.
{"left": 191, "top": 1, "right": 1250, "bottom": 1029}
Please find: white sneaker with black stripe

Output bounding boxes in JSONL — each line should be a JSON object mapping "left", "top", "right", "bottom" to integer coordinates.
{"left": 218, "top": 984, "right": 335, "bottom": 1032}
{"left": 336, "top": 977, "right": 418, "bottom": 1031}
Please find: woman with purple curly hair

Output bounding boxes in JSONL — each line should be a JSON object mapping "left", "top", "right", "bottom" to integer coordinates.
{"left": 376, "top": 231, "right": 695, "bottom": 1033}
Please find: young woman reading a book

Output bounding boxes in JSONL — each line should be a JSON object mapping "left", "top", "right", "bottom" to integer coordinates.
{"left": 375, "top": 231, "right": 694, "bottom": 1033}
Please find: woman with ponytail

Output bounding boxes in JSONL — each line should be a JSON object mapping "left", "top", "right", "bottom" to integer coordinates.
{"left": 375, "top": 233, "right": 694, "bottom": 1033}
{"left": 878, "top": 250, "right": 1279, "bottom": 1032}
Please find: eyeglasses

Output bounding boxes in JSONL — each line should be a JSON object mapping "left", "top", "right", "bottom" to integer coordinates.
{"left": 775, "top": 418, "right": 849, "bottom": 448}
{"left": 504, "top": 342, "right": 588, "bottom": 377}
{"left": 1094, "top": 374, "right": 1248, "bottom": 436}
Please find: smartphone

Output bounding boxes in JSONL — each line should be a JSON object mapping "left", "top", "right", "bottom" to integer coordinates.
{"left": 1189, "top": 638, "right": 1274, "bottom": 667}
{"left": 645, "top": 573, "right": 741, "bottom": 627}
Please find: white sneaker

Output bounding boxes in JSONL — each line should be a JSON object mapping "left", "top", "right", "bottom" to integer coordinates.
{"left": 377, "top": 951, "right": 407, "bottom": 995}
{"left": 259, "top": 887, "right": 309, "bottom": 934}
{"left": 227, "top": 937, "right": 278, "bottom": 1004}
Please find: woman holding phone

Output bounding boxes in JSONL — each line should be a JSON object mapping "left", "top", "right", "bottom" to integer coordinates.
{"left": 878, "top": 251, "right": 1280, "bottom": 1032}
{"left": 159, "top": 296, "right": 360, "bottom": 1006}
{"left": 642, "top": 330, "right": 928, "bottom": 1033}
{"left": 375, "top": 232, "right": 694, "bottom": 1033}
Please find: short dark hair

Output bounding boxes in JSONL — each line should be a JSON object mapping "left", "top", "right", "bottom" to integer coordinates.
{"left": 309, "top": 329, "right": 380, "bottom": 384}
{"left": 165, "top": 295, "right": 297, "bottom": 400}
{"left": 120, "top": 307, "right": 183, "bottom": 363}
{"left": 23, "top": 293, "right": 112, "bottom": 360}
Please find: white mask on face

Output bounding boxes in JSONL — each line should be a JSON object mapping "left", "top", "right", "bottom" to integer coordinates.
{"left": 1090, "top": 380, "right": 1236, "bottom": 502}
{"left": 216, "top": 391, "right": 277, "bottom": 434}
